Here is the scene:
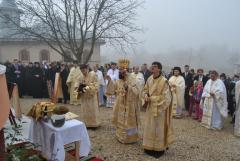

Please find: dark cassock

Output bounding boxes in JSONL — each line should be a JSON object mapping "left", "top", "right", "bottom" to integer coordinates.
{"left": 47, "top": 64, "right": 58, "bottom": 88}
{"left": 11, "top": 62, "right": 25, "bottom": 97}
{"left": 42, "top": 64, "right": 50, "bottom": 98}
{"left": 60, "top": 64, "right": 70, "bottom": 104}
{"left": 25, "top": 63, "right": 35, "bottom": 96}
{"left": 31, "top": 62, "right": 43, "bottom": 98}
{"left": 4, "top": 62, "right": 15, "bottom": 83}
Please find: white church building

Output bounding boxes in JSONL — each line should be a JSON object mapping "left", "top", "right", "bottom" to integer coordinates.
{"left": 0, "top": 0, "right": 104, "bottom": 64}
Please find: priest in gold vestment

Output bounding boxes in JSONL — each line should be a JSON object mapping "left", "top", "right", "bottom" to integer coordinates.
{"left": 105, "top": 59, "right": 141, "bottom": 144}
{"left": 142, "top": 61, "right": 174, "bottom": 158}
{"left": 75, "top": 64, "right": 100, "bottom": 128}
{"left": 66, "top": 63, "right": 82, "bottom": 105}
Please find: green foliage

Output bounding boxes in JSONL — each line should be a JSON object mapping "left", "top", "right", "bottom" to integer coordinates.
{"left": 4, "top": 120, "right": 46, "bottom": 161}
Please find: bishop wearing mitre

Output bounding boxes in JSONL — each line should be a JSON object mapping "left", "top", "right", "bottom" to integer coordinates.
{"left": 105, "top": 59, "right": 141, "bottom": 143}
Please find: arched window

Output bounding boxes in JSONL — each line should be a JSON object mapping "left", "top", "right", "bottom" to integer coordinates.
{"left": 39, "top": 49, "right": 50, "bottom": 62}
{"left": 19, "top": 49, "right": 30, "bottom": 62}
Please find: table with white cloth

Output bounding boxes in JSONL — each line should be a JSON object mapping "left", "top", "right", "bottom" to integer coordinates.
{"left": 29, "top": 119, "right": 91, "bottom": 161}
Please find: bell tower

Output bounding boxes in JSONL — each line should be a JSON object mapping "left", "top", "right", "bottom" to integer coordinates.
{"left": 0, "top": 0, "right": 23, "bottom": 37}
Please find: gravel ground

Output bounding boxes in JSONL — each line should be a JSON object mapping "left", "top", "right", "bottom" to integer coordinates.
{"left": 19, "top": 98, "right": 240, "bottom": 161}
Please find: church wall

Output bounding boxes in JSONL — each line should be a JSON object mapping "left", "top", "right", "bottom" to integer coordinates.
{"left": 0, "top": 0, "right": 103, "bottom": 65}
{"left": 0, "top": 43, "right": 62, "bottom": 63}
{"left": 0, "top": 42, "right": 102, "bottom": 65}
{"left": 84, "top": 43, "right": 101, "bottom": 66}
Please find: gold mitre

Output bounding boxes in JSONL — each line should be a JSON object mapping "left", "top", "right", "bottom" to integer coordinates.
{"left": 118, "top": 59, "right": 130, "bottom": 69}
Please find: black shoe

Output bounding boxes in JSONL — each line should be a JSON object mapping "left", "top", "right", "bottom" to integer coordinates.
{"left": 153, "top": 151, "right": 165, "bottom": 158}
{"left": 144, "top": 149, "right": 165, "bottom": 158}
{"left": 87, "top": 127, "right": 98, "bottom": 130}
{"left": 231, "top": 116, "right": 235, "bottom": 124}
{"left": 144, "top": 149, "right": 153, "bottom": 156}
{"left": 58, "top": 98, "right": 63, "bottom": 103}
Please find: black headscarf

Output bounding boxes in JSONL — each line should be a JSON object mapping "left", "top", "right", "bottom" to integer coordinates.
{"left": 173, "top": 66, "right": 182, "bottom": 75}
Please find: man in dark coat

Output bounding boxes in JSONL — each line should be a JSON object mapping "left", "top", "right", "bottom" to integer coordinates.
{"left": 230, "top": 75, "right": 240, "bottom": 124}
{"left": 182, "top": 65, "right": 193, "bottom": 111}
{"left": 220, "top": 73, "right": 232, "bottom": 117}
{"left": 47, "top": 62, "right": 58, "bottom": 88}
{"left": 194, "top": 69, "right": 208, "bottom": 87}
{"left": 141, "top": 63, "right": 152, "bottom": 83}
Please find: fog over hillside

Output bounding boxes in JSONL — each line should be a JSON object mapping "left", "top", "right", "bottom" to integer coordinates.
{"left": 102, "top": 44, "right": 240, "bottom": 75}
{"left": 102, "top": 0, "right": 240, "bottom": 75}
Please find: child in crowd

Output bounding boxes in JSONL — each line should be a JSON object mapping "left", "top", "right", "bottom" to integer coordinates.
{"left": 193, "top": 81, "right": 203, "bottom": 122}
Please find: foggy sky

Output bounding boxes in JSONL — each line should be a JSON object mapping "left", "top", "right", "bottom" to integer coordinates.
{"left": 135, "top": 0, "right": 240, "bottom": 52}
{"left": 102, "top": 0, "right": 240, "bottom": 74}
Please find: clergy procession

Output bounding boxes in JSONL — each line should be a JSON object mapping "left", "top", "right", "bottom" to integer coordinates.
{"left": 1, "top": 58, "right": 240, "bottom": 161}
{"left": 1, "top": 0, "right": 240, "bottom": 160}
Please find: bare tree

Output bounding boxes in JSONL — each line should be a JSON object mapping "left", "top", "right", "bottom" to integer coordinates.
{"left": 3, "top": 0, "right": 143, "bottom": 63}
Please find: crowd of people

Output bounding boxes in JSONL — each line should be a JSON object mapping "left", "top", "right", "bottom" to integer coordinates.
{"left": 2, "top": 58, "right": 240, "bottom": 158}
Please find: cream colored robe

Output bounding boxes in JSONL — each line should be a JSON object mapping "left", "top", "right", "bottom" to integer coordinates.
{"left": 131, "top": 72, "right": 145, "bottom": 113}
{"left": 67, "top": 67, "right": 82, "bottom": 105}
{"left": 75, "top": 72, "right": 100, "bottom": 127}
{"left": 142, "top": 75, "right": 174, "bottom": 151}
{"left": 200, "top": 79, "right": 228, "bottom": 130}
{"left": 106, "top": 75, "right": 140, "bottom": 143}
{"left": 169, "top": 75, "right": 185, "bottom": 117}
{"left": 234, "top": 80, "right": 240, "bottom": 136}
{"left": 130, "top": 72, "right": 145, "bottom": 91}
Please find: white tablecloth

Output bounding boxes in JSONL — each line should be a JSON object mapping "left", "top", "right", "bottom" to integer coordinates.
{"left": 29, "top": 119, "right": 91, "bottom": 161}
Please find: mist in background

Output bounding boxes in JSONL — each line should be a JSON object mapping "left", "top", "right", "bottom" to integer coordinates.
{"left": 102, "top": 0, "right": 240, "bottom": 75}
